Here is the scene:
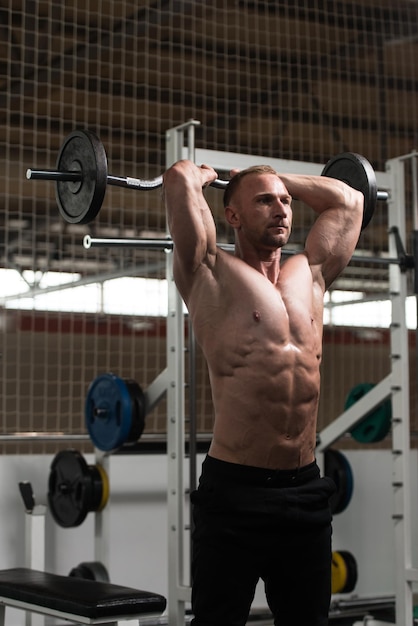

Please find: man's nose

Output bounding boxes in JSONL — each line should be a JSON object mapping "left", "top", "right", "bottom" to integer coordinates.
{"left": 274, "top": 199, "right": 288, "bottom": 217}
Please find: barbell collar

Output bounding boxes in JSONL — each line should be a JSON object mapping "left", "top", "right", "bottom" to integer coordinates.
{"left": 377, "top": 190, "right": 389, "bottom": 202}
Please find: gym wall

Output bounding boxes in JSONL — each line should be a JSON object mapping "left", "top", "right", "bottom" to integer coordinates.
{"left": 1, "top": 1, "right": 418, "bottom": 453}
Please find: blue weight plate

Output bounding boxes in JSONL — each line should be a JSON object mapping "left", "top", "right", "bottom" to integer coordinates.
{"left": 85, "top": 373, "right": 134, "bottom": 451}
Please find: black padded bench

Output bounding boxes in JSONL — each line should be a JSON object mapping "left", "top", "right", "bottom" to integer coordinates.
{"left": 0, "top": 568, "right": 167, "bottom": 625}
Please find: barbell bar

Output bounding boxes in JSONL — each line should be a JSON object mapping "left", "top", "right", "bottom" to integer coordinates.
{"left": 82, "top": 234, "right": 236, "bottom": 253}
{"left": 82, "top": 234, "right": 408, "bottom": 268}
{"left": 27, "top": 168, "right": 229, "bottom": 190}
{"left": 26, "top": 129, "right": 389, "bottom": 229}
{"left": 27, "top": 166, "right": 388, "bottom": 198}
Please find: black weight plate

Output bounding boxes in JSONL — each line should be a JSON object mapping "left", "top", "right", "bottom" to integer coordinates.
{"left": 55, "top": 130, "right": 108, "bottom": 224}
{"left": 334, "top": 451, "right": 354, "bottom": 513}
{"left": 321, "top": 152, "right": 377, "bottom": 230}
{"left": 338, "top": 550, "right": 358, "bottom": 593}
{"left": 324, "top": 449, "right": 354, "bottom": 515}
{"left": 124, "top": 378, "right": 146, "bottom": 443}
{"left": 48, "top": 449, "right": 92, "bottom": 528}
{"left": 69, "top": 561, "right": 110, "bottom": 582}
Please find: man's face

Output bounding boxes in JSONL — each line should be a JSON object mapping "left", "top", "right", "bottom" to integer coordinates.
{"left": 226, "top": 173, "right": 293, "bottom": 250}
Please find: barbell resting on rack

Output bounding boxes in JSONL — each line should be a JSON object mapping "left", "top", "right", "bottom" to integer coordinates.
{"left": 26, "top": 129, "right": 388, "bottom": 230}
{"left": 82, "top": 234, "right": 412, "bottom": 270}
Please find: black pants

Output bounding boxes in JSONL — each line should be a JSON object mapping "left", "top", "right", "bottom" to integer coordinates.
{"left": 190, "top": 455, "right": 335, "bottom": 626}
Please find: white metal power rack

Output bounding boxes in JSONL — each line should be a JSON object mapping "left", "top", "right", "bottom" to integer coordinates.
{"left": 88, "top": 121, "right": 414, "bottom": 625}
{"left": 163, "top": 124, "right": 418, "bottom": 625}
{"left": 165, "top": 120, "right": 200, "bottom": 626}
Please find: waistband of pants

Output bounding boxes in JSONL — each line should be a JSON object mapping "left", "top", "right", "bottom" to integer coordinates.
{"left": 201, "top": 455, "right": 320, "bottom": 488}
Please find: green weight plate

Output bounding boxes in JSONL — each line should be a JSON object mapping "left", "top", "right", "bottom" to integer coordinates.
{"left": 321, "top": 152, "right": 377, "bottom": 230}
{"left": 55, "top": 129, "right": 108, "bottom": 224}
{"left": 345, "top": 382, "right": 392, "bottom": 443}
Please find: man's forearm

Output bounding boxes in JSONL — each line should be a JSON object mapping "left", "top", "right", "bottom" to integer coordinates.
{"left": 278, "top": 173, "right": 362, "bottom": 216}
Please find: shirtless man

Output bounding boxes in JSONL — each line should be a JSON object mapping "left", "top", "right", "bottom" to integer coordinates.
{"left": 163, "top": 161, "right": 363, "bottom": 626}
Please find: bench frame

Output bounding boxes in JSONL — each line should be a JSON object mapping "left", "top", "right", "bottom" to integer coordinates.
{"left": 0, "top": 597, "right": 165, "bottom": 625}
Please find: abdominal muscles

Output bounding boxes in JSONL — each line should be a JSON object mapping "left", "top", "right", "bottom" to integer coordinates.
{"left": 205, "top": 325, "right": 321, "bottom": 469}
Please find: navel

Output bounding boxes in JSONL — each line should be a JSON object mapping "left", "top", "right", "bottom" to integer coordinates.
{"left": 253, "top": 310, "right": 261, "bottom": 322}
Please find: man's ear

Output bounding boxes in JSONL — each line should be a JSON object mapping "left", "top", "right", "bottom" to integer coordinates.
{"left": 225, "top": 205, "right": 240, "bottom": 229}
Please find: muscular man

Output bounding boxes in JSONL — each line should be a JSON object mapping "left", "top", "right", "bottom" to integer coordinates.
{"left": 163, "top": 161, "right": 363, "bottom": 626}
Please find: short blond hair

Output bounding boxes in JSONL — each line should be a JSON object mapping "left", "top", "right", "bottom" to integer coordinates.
{"left": 223, "top": 165, "right": 279, "bottom": 207}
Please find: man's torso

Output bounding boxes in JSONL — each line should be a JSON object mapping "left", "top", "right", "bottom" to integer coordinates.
{"left": 178, "top": 248, "right": 325, "bottom": 470}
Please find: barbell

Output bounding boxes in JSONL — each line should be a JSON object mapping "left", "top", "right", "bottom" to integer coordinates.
{"left": 26, "top": 129, "right": 389, "bottom": 230}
